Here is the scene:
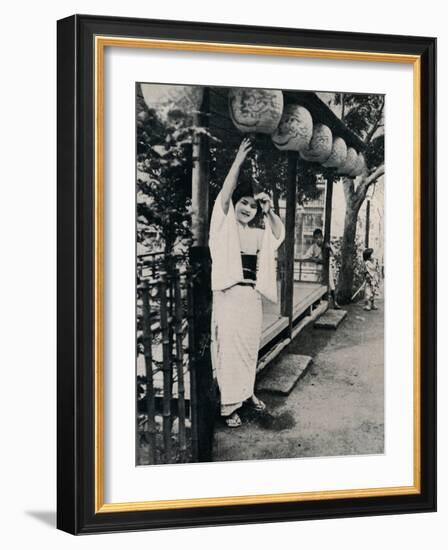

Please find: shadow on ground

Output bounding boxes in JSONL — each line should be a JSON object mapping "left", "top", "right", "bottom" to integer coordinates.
{"left": 213, "top": 298, "right": 384, "bottom": 463}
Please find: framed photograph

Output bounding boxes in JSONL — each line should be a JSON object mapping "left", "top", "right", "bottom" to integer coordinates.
{"left": 57, "top": 14, "right": 436, "bottom": 534}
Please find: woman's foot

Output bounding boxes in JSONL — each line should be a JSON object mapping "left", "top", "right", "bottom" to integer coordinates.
{"left": 224, "top": 412, "right": 242, "bottom": 428}
{"left": 250, "top": 395, "right": 266, "bottom": 412}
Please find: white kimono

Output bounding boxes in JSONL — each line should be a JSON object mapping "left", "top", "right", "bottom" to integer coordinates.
{"left": 209, "top": 192, "right": 285, "bottom": 415}
{"left": 209, "top": 192, "right": 284, "bottom": 302}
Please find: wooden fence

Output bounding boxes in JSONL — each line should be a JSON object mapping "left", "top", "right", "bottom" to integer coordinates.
{"left": 137, "top": 252, "right": 198, "bottom": 465}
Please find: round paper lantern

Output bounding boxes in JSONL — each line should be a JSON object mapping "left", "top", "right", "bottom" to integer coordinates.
{"left": 271, "top": 104, "right": 313, "bottom": 151}
{"left": 348, "top": 152, "right": 366, "bottom": 177}
{"left": 337, "top": 147, "right": 358, "bottom": 175}
{"left": 322, "top": 136, "right": 348, "bottom": 168}
{"left": 140, "top": 84, "right": 204, "bottom": 126}
{"left": 300, "top": 123, "right": 333, "bottom": 163}
{"left": 228, "top": 88, "right": 284, "bottom": 134}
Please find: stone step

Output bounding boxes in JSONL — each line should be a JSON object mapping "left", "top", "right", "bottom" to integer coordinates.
{"left": 256, "top": 354, "right": 312, "bottom": 396}
{"left": 314, "top": 308, "right": 347, "bottom": 329}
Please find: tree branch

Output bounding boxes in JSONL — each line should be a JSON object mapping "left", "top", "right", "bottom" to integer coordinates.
{"left": 365, "top": 97, "right": 385, "bottom": 144}
{"left": 365, "top": 164, "right": 385, "bottom": 186}
{"left": 355, "top": 164, "right": 385, "bottom": 205}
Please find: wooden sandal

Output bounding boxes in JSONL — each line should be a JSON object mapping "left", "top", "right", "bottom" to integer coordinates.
{"left": 224, "top": 412, "right": 242, "bottom": 428}
{"left": 251, "top": 396, "right": 266, "bottom": 412}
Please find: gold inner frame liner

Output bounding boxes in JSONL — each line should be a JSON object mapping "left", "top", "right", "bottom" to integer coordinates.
{"left": 94, "top": 36, "right": 421, "bottom": 513}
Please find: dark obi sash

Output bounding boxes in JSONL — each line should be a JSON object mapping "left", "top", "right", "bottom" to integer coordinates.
{"left": 241, "top": 253, "right": 257, "bottom": 282}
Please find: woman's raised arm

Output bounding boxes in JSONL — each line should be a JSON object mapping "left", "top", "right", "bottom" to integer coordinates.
{"left": 266, "top": 209, "right": 284, "bottom": 241}
{"left": 220, "top": 138, "right": 253, "bottom": 214}
{"left": 255, "top": 191, "right": 284, "bottom": 241}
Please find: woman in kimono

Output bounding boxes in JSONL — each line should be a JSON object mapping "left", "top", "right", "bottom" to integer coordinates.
{"left": 209, "top": 138, "right": 285, "bottom": 427}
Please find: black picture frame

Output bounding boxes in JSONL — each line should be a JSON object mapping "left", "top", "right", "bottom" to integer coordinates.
{"left": 57, "top": 14, "right": 436, "bottom": 535}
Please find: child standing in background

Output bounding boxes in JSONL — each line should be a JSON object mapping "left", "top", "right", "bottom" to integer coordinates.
{"left": 363, "top": 248, "right": 380, "bottom": 311}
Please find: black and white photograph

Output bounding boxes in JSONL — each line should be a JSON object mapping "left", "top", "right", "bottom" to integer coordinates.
{"left": 0, "top": 0, "right": 441, "bottom": 542}
{"left": 135, "top": 83, "right": 385, "bottom": 465}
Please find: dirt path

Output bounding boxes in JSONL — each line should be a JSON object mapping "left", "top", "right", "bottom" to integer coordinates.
{"left": 213, "top": 297, "right": 384, "bottom": 462}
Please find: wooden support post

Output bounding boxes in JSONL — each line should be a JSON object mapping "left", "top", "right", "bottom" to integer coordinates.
{"left": 158, "top": 272, "right": 172, "bottom": 463}
{"left": 173, "top": 271, "right": 187, "bottom": 462}
{"left": 281, "top": 152, "right": 298, "bottom": 335}
{"left": 189, "top": 87, "right": 216, "bottom": 462}
{"left": 365, "top": 199, "right": 371, "bottom": 248}
{"left": 186, "top": 269, "right": 198, "bottom": 460}
{"left": 189, "top": 247, "right": 216, "bottom": 462}
{"left": 191, "top": 88, "right": 210, "bottom": 246}
{"left": 323, "top": 175, "right": 334, "bottom": 291}
{"left": 296, "top": 208, "right": 304, "bottom": 256}
{"left": 140, "top": 282, "right": 157, "bottom": 464}
{"left": 273, "top": 182, "right": 285, "bottom": 298}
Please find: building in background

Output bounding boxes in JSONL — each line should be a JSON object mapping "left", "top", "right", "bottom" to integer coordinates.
{"left": 278, "top": 173, "right": 384, "bottom": 283}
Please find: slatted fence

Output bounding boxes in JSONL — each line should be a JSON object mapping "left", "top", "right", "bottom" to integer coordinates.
{"left": 137, "top": 252, "right": 197, "bottom": 464}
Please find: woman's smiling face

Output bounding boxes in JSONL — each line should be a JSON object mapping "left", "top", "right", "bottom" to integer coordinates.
{"left": 235, "top": 196, "right": 258, "bottom": 224}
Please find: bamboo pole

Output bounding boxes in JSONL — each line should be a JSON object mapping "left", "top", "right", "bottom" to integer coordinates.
{"left": 173, "top": 270, "right": 187, "bottom": 462}
{"left": 186, "top": 267, "right": 199, "bottom": 461}
{"left": 167, "top": 261, "right": 175, "bottom": 415}
{"left": 281, "top": 151, "right": 298, "bottom": 334}
{"left": 365, "top": 199, "right": 371, "bottom": 248}
{"left": 158, "top": 271, "right": 172, "bottom": 462}
{"left": 273, "top": 180, "right": 286, "bottom": 308}
{"left": 323, "top": 175, "right": 335, "bottom": 290}
{"left": 140, "top": 282, "right": 157, "bottom": 464}
{"left": 191, "top": 88, "right": 210, "bottom": 246}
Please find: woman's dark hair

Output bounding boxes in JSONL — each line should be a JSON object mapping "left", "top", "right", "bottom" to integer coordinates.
{"left": 231, "top": 179, "right": 255, "bottom": 206}
{"left": 313, "top": 228, "right": 323, "bottom": 238}
{"left": 231, "top": 179, "right": 264, "bottom": 227}
{"left": 363, "top": 248, "right": 374, "bottom": 261}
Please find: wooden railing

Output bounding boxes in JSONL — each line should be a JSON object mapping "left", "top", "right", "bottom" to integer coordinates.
{"left": 293, "top": 259, "right": 324, "bottom": 283}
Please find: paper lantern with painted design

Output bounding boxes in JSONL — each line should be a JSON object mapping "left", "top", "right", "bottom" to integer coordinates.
{"left": 348, "top": 152, "right": 366, "bottom": 177}
{"left": 271, "top": 104, "right": 313, "bottom": 151}
{"left": 300, "top": 123, "right": 333, "bottom": 163}
{"left": 141, "top": 84, "right": 204, "bottom": 126}
{"left": 229, "top": 88, "right": 284, "bottom": 134}
{"left": 337, "top": 147, "right": 358, "bottom": 175}
{"left": 322, "top": 136, "right": 348, "bottom": 168}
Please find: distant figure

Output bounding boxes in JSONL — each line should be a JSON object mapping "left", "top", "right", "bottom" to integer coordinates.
{"left": 209, "top": 138, "right": 285, "bottom": 428}
{"left": 303, "top": 228, "right": 340, "bottom": 309}
{"left": 362, "top": 248, "right": 380, "bottom": 311}
{"left": 303, "top": 228, "right": 324, "bottom": 263}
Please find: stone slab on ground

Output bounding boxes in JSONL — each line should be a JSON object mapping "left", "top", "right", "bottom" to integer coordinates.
{"left": 256, "top": 354, "right": 312, "bottom": 395}
{"left": 314, "top": 308, "right": 347, "bottom": 329}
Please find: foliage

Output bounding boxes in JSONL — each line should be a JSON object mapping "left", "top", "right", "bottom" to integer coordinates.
{"left": 297, "top": 162, "right": 326, "bottom": 205}
{"left": 341, "top": 95, "right": 384, "bottom": 137}
{"left": 333, "top": 93, "right": 385, "bottom": 173}
{"left": 136, "top": 84, "right": 194, "bottom": 258}
{"left": 365, "top": 134, "right": 384, "bottom": 172}
{"left": 330, "top": 93, "right": 385, "bottom": 302}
